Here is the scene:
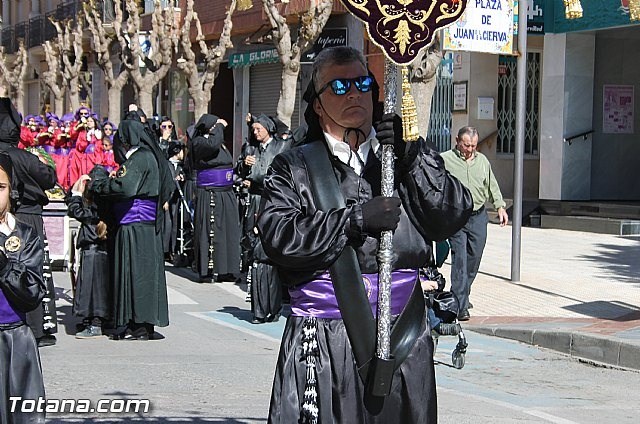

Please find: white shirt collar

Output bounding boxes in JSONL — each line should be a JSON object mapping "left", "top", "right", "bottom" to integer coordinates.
{"left": 125, "top": 146, "right": 140, "bottom": 159}
{"left": 260, "top": 137, "right": 273, "bottom": 149}
{"left": 323, "top": 128, "right": 378, "bottom": 175}
{"left": 0, "top": 213, "right": 16, "bottom": 237}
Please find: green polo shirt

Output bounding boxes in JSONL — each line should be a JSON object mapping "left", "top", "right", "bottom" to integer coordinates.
{"left": 441, "top": 148, "right": 506, "bottom": 212}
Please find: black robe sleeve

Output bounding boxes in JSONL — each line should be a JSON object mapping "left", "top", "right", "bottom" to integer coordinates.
{"left": 90, "top": 149, "right": 158, "bottom": 200}
{"left": 66, "top": 195, "right": 98, "bottom": 224}
{"left": 258, "top": 151, "right": 353, "bottom": 272}
{"left": 0, "top": 224, "right": 45, "bottom": 312}
{"left": 398, "top": 140, "right": 472, "bottom": 242}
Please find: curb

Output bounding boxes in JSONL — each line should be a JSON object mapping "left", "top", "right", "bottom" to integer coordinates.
{"left": 466, "top": 325, "right": 640, "bottom": 372}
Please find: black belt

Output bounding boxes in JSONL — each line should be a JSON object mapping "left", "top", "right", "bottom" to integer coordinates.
{"left": 471, "top": 205, "right": 485, "bottom": 216}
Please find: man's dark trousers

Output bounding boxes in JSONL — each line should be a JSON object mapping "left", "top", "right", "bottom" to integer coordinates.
{"left": 449, "top": 208, "right": 488, "bottom": 314}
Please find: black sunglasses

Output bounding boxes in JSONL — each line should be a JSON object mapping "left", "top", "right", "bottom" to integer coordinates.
{"left": 317, "top": 75, "right": 373, "bottom": 96}
{"left": 161, "top": 124, "right": 173, "bottom": 129}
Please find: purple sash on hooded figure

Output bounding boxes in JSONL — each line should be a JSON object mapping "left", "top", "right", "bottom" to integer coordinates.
{"left": 290, "top": 269, "right": 418, "bottom": 319}
{"left": 113, "top": 198, "right": 157, "bottom": 225}
{"left": 196, "top": 168, "right": 234, "bottom": 188}
{"left": 0, "top": 293, "right": 24, "bottom": 325}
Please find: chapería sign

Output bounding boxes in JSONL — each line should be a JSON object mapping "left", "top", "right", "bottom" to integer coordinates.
{"left": 443, "top": 0, "right": 515, "bottom": 55}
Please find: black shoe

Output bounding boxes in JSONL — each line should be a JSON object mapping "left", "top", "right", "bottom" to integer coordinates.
{"left": 123, "top": 327, "right": 149, "bottom": 341}
{"left": 37, "top": 334, "right": 57, "bottom": 347}
{"left": 458, "top": 310, "right": 471, "bottom": 321}
{"left": 197, "top": 276, "right": 214, "bottom": 284}
{"left": 468, "top": 302, "right": 474, "bottom": 309}
{"left": 251, "top": 317, "right": 266, "bottom": 324}
{"left": 266, "top": 313, "right": 280, "bottom": 323}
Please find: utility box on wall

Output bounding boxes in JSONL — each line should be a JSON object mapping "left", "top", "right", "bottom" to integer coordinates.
{"left": 477, "top": 97, "right": 494, "bottom": 120}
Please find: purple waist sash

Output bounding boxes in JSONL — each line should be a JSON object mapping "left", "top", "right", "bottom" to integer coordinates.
{"left": 0, "top": 292, "right": 24, "bottom": 325}
{"left": 196, "top": 168, "right": 234, "bottom": 188}
{"left": 43, "top": 145, "right": 56, "bottom": 154}
{"left": 290, "top": 269, "right": 418, "bottom": 319}
{"left": 113, "top": 198, "right": 157, "bottom": 225}
{"left": 55, "top": 147, "right": 70, "bottom": 156}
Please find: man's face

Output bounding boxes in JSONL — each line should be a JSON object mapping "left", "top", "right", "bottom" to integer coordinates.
{"left": 313, "top": 61, "right": 373, "bottom": 134}
{"left": 252, "top": 123, "right": 270, "bottom": 143}
{"left": 456, "top": 133, "right": 478, "bottom": 160}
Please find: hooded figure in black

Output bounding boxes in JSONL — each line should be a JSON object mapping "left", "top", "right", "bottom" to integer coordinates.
{"left": 90, "top": 120, "right": 169, "bottom": 340}
{"left": 190, "top": 114, "right": 239, "bottom": 283}
{"left": 0, "top": 152, "right": 46, "bottom": 424}
{"left": 0, "top": 97, "right": 58, "bottom": 346}
{"left": 235, "top": 113, "right": 292, "bottom": 323}
{"left": 257, "top": 47, "right": 472, "bottom": 423}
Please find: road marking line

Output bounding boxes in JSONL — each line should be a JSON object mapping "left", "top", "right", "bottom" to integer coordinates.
{"left": 438, "top": 387, "right": 580, "bottom": 424}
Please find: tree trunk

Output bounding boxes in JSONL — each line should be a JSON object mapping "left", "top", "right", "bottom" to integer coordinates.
{"left": 411, "top": 78, "right": 439, "bottom": 139}
{"left": 192, "top": 88, "right": 211, "bottom": 121}
{"left": 16, "top": 94, "right": 25, "bottom": 116}
{"left": 138, "top": 87, "right": 154, "bottom": 118}
{"left": 68, "top": 76, "right": 80, "bottom": 112}
{"left": 276, "top": 64, "right": 298, "bottom": 129}
{"left": 108, "top": 85, "right": 123, "bottom": 126}
{"left": 54, "top": 97, "right": 65, "bottom": 116}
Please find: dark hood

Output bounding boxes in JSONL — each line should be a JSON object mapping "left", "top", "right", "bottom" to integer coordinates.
{"left": 0, "top": 98, "right": 22, "bottom": 146}
{"left": 194, "top": 114, "right": 219, "bottom": 136}
{"left": 254, "top": 114, "right": 276, "bottom": 135}
{"left": 118, "top": 119, "right": 153, "bottom": 147}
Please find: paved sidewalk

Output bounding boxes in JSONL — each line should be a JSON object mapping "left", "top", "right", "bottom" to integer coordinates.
{"left": 443, "top": 223, "right": 640, "bottom": 370}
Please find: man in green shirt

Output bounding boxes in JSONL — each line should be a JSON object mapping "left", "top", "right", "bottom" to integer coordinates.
{"left": 441, "top": 126, "right": 509, "bottom": 320}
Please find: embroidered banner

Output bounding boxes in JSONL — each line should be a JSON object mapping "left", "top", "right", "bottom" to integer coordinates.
{"left": 340, "top": 0, "right": 468, "bottom": 65}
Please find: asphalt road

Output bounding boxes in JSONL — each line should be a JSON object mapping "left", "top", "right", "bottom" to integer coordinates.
{"left": 39, "top": 268, "right": 640, "bottom": 423}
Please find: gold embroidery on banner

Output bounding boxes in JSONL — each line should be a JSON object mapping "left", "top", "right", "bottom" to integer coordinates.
{"left": 342, "top": 0, "right": 466, "bottom": 63}
{"left": 5, "top": 236, "right": 21, "bottom": 252}
{"left": 348, "top": 0, "right": 371, "bottom": 16}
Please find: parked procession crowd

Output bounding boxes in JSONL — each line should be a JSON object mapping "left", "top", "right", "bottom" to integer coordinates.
{"left": 0, "top": 47, "right": 509, "bottom": 424}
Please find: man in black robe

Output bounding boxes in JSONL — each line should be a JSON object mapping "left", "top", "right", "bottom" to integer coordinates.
{"left": 236, "top": 114, "right": 291, "bottom": 323}
{"left": 258, "top": 47, "right": 472, "bottom": 423}
{"left": 0, "top": 97, "right": 59, "bottom": 347}
{"left": 90, "top": 120, "right": 169, "bottom": 340}
{"left": 190, "top": 114, "right": 240, "bottom": 283}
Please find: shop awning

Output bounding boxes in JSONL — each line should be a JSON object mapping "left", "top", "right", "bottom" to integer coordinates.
{"left": 229, "top": 48, "right": 280, "bottom": 68}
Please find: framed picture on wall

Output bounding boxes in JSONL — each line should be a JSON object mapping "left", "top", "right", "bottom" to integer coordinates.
{"left": 453, "top": 81, "right": 468, "bottom": 112}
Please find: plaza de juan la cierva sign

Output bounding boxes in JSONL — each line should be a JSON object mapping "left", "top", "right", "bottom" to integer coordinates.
{"left": 340, "top": 0, "right": 468, "bottom": 65}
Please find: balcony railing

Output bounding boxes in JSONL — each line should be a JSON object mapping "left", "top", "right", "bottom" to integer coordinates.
{"left": 1, "top": 27, "right": 16, "bottom": 54}
{"left": 28, "top": 16, "right": 45, "bottom": 48}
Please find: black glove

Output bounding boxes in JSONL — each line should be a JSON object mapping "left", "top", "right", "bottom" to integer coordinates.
{"left": 361, "top": 196, "right": 402, "bottom": 235}
{"left": 375, "top": 113, "right": 407, "bottom": 159}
